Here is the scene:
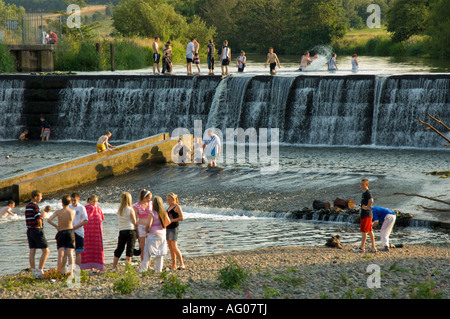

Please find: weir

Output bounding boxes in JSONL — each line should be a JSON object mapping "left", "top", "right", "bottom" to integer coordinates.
{"left": 0, "top": 73, "right": 449, "bottom": 148}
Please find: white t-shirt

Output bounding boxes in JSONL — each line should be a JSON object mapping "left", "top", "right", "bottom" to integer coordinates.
{"left": 186, "top": 42, "right": 194, "bottom": 59}
{"left": 204, "top": 134, "right": 221, "bottom": 157}
{"left": 118, "top": 206, "right": 135, "bottom": 231}
{"left": 69, "top": 203, "right": 88, "bottom": 237}
{"left": 222, "top": 46, "right": 230, "bottom": 60}
{"left": 351, "top": 58, "right": 358, "bottom": 71}
{"left": 328, "top": 57, "right": 336, "bottom": 70}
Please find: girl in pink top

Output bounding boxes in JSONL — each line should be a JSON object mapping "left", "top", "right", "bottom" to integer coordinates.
{"left": 133, "top": 189, "right": 152, "bottom": 261}
{"left": 139, "top": 196, "right": 170, "bottom": 272}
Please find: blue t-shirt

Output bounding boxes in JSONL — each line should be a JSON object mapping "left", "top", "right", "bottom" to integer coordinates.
{"left": 372, "top": 206, "right": 395, "bottom": 223}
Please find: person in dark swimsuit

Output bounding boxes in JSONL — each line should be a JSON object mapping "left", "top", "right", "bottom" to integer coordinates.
{"left": 166, "top": 192, "right": 185, "bottom": 270}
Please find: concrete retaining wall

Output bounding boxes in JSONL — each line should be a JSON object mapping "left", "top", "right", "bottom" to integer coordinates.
{"left": 12, "top": 134, "right": 192, "bottom": 203}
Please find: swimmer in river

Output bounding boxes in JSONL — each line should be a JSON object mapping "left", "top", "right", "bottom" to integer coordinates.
{"left": 1, "top": 200, "right": 16, "bottom": 217}
{"left": 299, "top": 51, "right": 318, "bottom": 71}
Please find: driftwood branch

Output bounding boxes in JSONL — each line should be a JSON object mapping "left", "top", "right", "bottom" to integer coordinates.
{"left": 418, "top": 205, "right": 450, "bottom": 212}
{"left": 417, "top": 113, "right": 450, "bottom": 146}
{"left": 394, "top": 192, "right": 450, "bottom": 206}
{"left": 427, "top": 113, "right": 450, "bottom": 131}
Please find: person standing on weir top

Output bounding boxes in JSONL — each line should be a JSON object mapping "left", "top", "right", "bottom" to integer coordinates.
{"left": 152, "top": 37, "right": 161, "bottom": 74}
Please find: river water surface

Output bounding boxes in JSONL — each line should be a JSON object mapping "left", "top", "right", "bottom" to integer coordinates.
{"left": 1, "top": 140, "right": 449, "bottom": 276}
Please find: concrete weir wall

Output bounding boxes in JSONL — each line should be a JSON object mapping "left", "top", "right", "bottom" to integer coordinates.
{"left": 1, "top": 133, "right": 192, "bottom": 203}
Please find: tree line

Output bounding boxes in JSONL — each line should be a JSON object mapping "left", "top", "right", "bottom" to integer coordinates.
{"left": 2, "top": 0, "right": 449, "bottom": 58}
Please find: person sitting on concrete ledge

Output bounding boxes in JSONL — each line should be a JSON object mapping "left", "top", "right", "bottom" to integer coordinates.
{"left": 96, "top": 131, "right": 115, "bottom": 153}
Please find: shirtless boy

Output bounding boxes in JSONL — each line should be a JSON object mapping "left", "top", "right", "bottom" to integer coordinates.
{"left": 299, "top": 51, "right": 318, "bottom": 71}
{"left": 96, "top": 131, "right": 115, "bottom": 153}
{"left": 47, "top": 195, "right": 76, "bottom": 272}
{"left": 1, "top": 200, "right": 15, "bottom": 217}
{"left": 152, "top": 37, "right": 161, "bottom": 74}
{"left": 265, "top": 47, "right": 281, "bottom": 75}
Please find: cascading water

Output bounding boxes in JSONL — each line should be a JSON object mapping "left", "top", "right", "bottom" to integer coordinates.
{"left": 0, "top": 80, "right": 25, "bottom": 140}
{"left": 0, "top": 74, "right": 448, "bottom": 148}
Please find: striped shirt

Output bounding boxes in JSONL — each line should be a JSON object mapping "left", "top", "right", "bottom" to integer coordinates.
{"left": 25, "top": 202, "right": 42, "bottom": 229}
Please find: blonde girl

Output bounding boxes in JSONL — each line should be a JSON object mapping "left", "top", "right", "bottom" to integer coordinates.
{"left": 166, "top": 192, "right": 185, "bottom": 270}
{"left": 112, "top": 192, "right": 137, "bottom": 271}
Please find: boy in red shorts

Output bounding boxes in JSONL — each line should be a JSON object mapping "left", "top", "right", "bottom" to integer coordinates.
{"left": 353, "top": 178, "right": 376, "bottom": 253}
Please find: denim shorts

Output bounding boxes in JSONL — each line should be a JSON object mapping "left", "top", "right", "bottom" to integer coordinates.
{"left": 166, "top": 227, "right": 178, "bottom": 241}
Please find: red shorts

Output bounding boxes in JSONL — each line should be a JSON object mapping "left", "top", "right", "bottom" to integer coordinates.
{"left": 360, "top": 217, "right": 373, "bottom": 233}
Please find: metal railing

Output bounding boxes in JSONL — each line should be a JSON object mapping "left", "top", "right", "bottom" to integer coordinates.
{"left": 0, "top": 13, "right": 62, "bottom": 45}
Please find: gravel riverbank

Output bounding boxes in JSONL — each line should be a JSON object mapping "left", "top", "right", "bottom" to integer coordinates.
{"left": 0, "top": 243, "right": 448, "bottom": 300}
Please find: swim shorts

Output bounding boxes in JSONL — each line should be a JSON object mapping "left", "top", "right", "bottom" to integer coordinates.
{"left": 153, "top": 53, "right": 160, "bottom": 64}
{"left": 193, "top": 53, "right": 200, "bottom": 64}
{"left": 270, "top": 62, "right": 277, "bottom": 71}
{"left": 360, "top": 216, "right": 373, "bottom": 233}
{"left": 55, "top": 229, "right": 75, "bottom": 249}
{"left": 97, "top": 144, "right": 106, "bottom": 153}
{"left": 27, "top": 228, "right": 48, "bottom": 249}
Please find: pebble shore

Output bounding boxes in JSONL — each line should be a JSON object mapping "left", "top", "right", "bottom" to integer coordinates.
{"left": 0, "top": 243, "right": 448, "bottom": 299}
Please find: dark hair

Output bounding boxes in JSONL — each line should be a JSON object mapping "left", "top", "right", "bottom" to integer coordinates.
{"left": 31, "top": 190, "right": 41, "bottom": 198}
{"left": 71, "top": 192, "right": 80, "bottom": 199}
{"left": 7, "top": 200, "right": 15, "bottom": 206}
{"left": 62, "top": 194, "right": 71, "bottom": 206}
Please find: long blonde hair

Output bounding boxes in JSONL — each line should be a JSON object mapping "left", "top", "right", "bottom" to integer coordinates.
{"left": 118, "top": 192, "right": 132, "bottom": 216}
{"left": 167, "top": 192, "right": 179, "bottom": 205}
{"left": 152, "top": 196, "right": 168, "bottom": 228}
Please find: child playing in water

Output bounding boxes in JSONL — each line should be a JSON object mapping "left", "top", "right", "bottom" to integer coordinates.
{"left": 96, "top": 131, "right": 115, "bottom": 153}
{"left": 42, "top": 205, "right": 51, "bottom": 219}
{"left": 265, "top": 47, "right": 281, "bottom": 75}
{"left": 1, "top": 200, "right": 16, "bottom": 217}
{"left": 19, "top": 129, "right": 29, "bottom": 141}
{"left": 193, "top": 137, "right": 204, "bottom": 164}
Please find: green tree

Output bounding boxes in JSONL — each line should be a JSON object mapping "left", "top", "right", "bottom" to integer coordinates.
{"left": 283, "top": 0, "right": 347, "bottom": 53}
{"left": 386, "top": 0, "right": 429, "bottom": 42}
{"left": 426, "top": 0, "right": 450, "bottom": 58}
{"left": 231, "top": 0, "right": 286, "bottom": 52}
{"left": 113, "top": 0, "right": 214, "bottom": 42}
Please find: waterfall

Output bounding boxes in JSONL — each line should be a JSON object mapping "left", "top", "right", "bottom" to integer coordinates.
{"left": 372, "top": 76, "right": 450, "bottom": 148}
{"left": 0, "top": 80, "right": 25, "bottom": 140}
{"left": 0, "top": 74, "right": 448, "bottom": 148}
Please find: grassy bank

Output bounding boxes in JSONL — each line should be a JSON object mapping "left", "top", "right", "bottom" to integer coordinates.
{"left": 54, "top": 37, "right": 196, "bottom": 72}
{"left": 332, "top": 27, "right": 431, "bottom": 58}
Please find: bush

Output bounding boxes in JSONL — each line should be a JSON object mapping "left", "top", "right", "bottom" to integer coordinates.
{"left": 113, "top": 265, "right": 139, "bottom": 295}
{"left": 55, "top": 37, "right": 154, "bottom": 71}
{"left": 0, "top": 43, "right": 16, "bottom": 73}
{"left": 217, "top": 258, "right": 251, "bottom": 290}
{"left": 161, "top": 274, "right": 191, "bottom": 299}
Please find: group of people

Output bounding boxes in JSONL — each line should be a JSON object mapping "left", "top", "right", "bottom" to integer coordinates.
{"left": 21, "top": 187, "right": 186, "bottom": 278}
{"left": 42, "top": 30, "right": 58, "bottom": 45}
{"left": 150, "top": 36, "right": 360, "bottom": 76}
{"left": 24, "top": 190, "right": 104, "bottom": 277}
{"left": 300, "top": 51, "right": 359, "bottom": 72}
{"left": 152, "top": 37, "right": 174, "bottom": 74}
